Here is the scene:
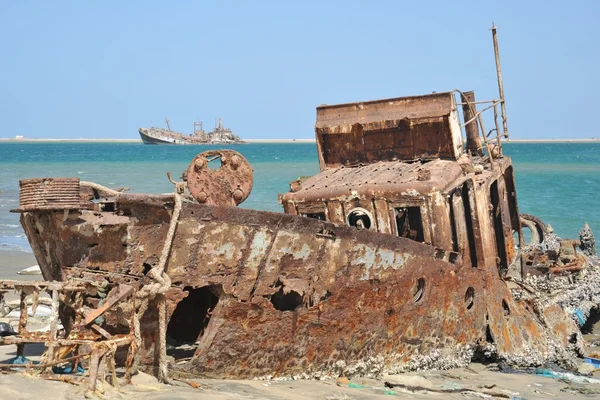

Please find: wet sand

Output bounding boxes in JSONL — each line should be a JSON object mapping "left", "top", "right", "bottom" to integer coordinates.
{"left": 0, "top": 250, "right": 37, "bottom": 280}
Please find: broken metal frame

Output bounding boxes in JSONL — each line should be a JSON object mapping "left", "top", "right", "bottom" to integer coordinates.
{"left": 0, "top": 280, "right": 136, "bottom": 393}
{"left": 454, "top": 24, "right": 509, "bottom": 163}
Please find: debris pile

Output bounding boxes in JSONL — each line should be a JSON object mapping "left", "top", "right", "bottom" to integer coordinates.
{"left": 0, "top": 280, "right": 136, "bottom": 395}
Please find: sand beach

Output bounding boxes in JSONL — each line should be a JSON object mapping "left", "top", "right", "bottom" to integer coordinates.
{"left": 0, "top": 350, "right": 598, "bottom": 399}
{"left": 0, "top": 251, "right": 37, "bottom": 279}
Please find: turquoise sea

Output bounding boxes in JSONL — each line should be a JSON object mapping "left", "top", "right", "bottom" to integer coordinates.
{"left": 1, "top": 142, "right": 599, "bottom": 252}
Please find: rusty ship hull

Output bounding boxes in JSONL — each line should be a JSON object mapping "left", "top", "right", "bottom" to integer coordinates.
{"left": 139, "top": 119, "right": 245, "bottom": 145}
{"left": 18, "top": 190, "right": 576, "bottom": 378}
{"left": 139, "top": 129, "right": 182, "bottom": 145}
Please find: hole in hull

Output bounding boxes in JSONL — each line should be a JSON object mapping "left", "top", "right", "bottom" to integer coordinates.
{"left": 465, "top": 287, "right": 475, "bottom": 310}
{"left": 502, "top": 299, "right": 511, "bottom": 317}
{"left": 413, "top": 278, "right": 425, "bottom": 303}
{"left": 319, "top": 290, "right": 332, "bottom": 302}
{"left": 166, "top": 285, "right": 221, "bottom": 358}
{"left": 486, "top": 324, "right": 494, "bottom": 343}
{"left": 143, "top": 263, "right": 152, "bottom": 275}
{"left": 582, "top": 307, "right": 600, "bottom": 334}
{"left": 271, "top": 281, "right": 303, "bottom": 311}
{"left": 485, "top": 314, "right": 495, "bottom": 343}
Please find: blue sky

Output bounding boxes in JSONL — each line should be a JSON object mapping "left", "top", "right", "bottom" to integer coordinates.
{"left": 1, "top": 1, "right": 598, "bottom": 139}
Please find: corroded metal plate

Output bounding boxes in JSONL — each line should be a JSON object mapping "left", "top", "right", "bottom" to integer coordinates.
{"left": 186, "top": 150, "right": 253, "bottom": 206}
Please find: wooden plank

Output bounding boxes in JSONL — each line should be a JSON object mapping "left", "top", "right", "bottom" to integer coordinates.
{"left": 91, "top": 324, "right": 113, "bottom": 340}
{"left": 0, "top": 335, "right": 132, "bottom": 346}
{"left": 84, "top": 284, "right": 133, "bottom": 325}
{"left": 16, "top": 290, "right": 27, "bottom": 357}
{"left": 44, "top": 289, "right": 60, "bottom": 372}
{"left": 0, "top": 280, "right": 87, "bottom": 291}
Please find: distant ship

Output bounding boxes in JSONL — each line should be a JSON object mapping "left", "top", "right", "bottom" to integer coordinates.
{"left": 139, "top": 118, "right": 245, "bottom": 145}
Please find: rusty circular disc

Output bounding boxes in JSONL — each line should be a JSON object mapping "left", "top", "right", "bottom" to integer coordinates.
{"left": 186, "top": 150, "right": 253, "bottom": 206}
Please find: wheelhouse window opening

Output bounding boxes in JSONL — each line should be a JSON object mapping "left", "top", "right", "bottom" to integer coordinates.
{"left": 347, "top": 208, "right": 372, "bottom": 229}
{"left": 503, "top": 166, "right": 523, "bottom": 247}
{"left": 395, "top": 207, "right": 424, "bottom": 242}
{"left": 461, "top": 184, "right": 479, "bottom": 268}
{"left": 490, "top": 180, "right": 508, "bottom": 273}
{"left": 302, "top": 212, "right": 326, "bottom": 221}
{"left": 449, "top": 200, "right": 460, "bottom": 253}
{"left": 449, "top": 187, "right": 475, "bottom": 267}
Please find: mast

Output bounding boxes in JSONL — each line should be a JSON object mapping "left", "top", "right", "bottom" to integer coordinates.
{"left": 165, "top": 117, "right": 172, "bottom": 132}
{"left": 491, "top": 24, "right": 508, "bottom": 139}
{"left": 194, "top": 121, "right": 203, "bottom": 136}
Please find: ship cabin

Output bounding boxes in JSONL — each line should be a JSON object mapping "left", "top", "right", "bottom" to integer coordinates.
{"left": 281, "top": 91, "right": 522, "bottom": 274}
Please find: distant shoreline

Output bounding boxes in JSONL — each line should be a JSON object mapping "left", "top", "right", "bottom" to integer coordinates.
{"left": 0, "top": 138, "right": 318, "bottom": 143}
{"left": 245, "top": 138, "right": 316, "bottom": 143}
{"left": 505, "top": 138, "right": 600, "bottom": 143}
{"left": 0, "top": 138, "right": 141, "bottom": 143}
{"left": 1, "top": 138, "right": 599, "bottom": 144}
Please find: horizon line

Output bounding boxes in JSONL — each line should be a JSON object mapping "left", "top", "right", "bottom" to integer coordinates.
{"left": 1, "top": 138, "right": 600, "bottom": 144}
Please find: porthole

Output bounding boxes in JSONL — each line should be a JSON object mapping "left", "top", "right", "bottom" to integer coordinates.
{"left": 346, "top": 207, "right": 373, "bottom": 230}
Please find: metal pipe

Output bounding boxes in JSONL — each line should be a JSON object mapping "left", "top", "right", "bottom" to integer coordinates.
{"left": 459, "top": 100, "right": 502, "bottom": 128}
{"left": 454, "top": 89, "right": 497, "bottom": 167}
{"left": 457, "top": 99, "right": 499, "bottom": 106}
{"left": 16, "top": 290, "right": 27, "bottom": 358}
{"left": 493, "top": 103, "right": 503, "bottom": 155}
{"left": 477, "top": 112, "right": 496, "bottom": 168}
{"left": 45, "top": 289, "right": 60, "bottom": 372}
{"left": 461, "top": 91, "right": 484, "bottom": 156}
{"left": 491, "top": 24, "right": 509, "bottom": 138}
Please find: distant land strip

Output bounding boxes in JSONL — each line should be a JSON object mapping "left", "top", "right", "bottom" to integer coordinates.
{"left": 0, "top": 138, "right": 318, "bottom": 143}
{"left": 1, "top": 138, "right": 600, "bottom": 144}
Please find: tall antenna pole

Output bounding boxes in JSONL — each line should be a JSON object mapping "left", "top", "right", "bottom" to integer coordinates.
{"left": 491, "top": 24, "right": 508, "bottom": 138}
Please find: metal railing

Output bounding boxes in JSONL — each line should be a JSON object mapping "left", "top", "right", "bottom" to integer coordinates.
{"left": 454, "top": 25, "right": 509, "bottom": 166}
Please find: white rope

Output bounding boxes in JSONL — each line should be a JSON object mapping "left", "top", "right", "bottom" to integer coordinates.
{"left": 132, "top": 182, "right": 184, "bottom": 383}
{"left": 80, "top": 181, "right": 125, "bottom": 197}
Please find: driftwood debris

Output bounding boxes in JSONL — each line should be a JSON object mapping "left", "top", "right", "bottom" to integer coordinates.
{"left": 0, "top": 280, "right": 136, "bottom": 395}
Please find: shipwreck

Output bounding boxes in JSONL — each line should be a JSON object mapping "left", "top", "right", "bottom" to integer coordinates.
{"left": 2, "top": 27, "right": 600, "bottom": 387}
{"left": 138, "top": 117, "right": 245, "bottom": 145}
